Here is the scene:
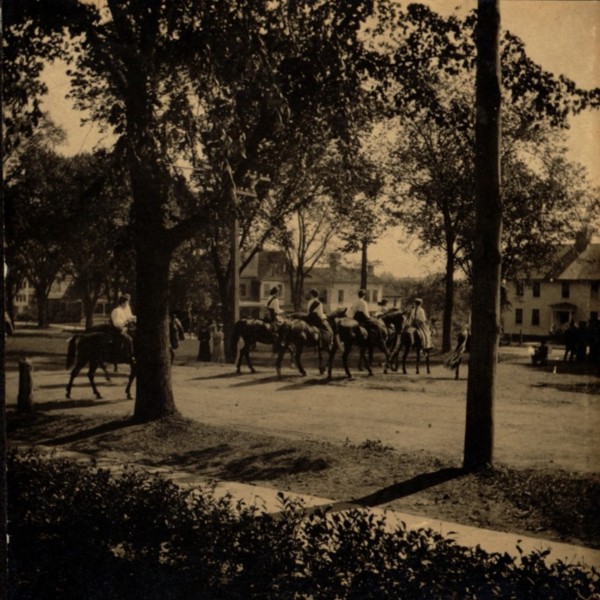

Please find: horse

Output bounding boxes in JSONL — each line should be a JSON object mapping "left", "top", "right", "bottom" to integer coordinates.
{"left": 327, "top": 313, "right": 390, "bottom": 380}
{"left": 444, "top": 329, "right": 470, "bottom": 380}
{"left": 66, "top": 325, "right": 136, "bottom": 400}
{"left": 399, "top": 323, "right": 433, "bottom": 375}
{"left": 274, "top": 310, "right": 343, "bottom": 378}
{"left": 233, "top": 318, "right": 286, "bottom": 373}
{"left": 356, "top": 310, "right": 406, "bottom": 372}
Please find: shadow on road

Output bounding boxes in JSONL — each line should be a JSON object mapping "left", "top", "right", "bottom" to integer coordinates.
{"left": 298, "top": 467, "right": 467, "bottom": 516}
{"left": 38, "top": 417, "right": 137, "bottom": 447}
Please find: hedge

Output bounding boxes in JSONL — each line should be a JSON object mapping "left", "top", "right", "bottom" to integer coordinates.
{"left": 8, "top": 451, "right": 599, "bottom": 599}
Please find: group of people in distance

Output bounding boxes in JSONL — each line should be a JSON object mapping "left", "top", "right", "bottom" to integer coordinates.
{"left": 197, "top": 319, "right": 225, "bottom": 363}
{"left": 265, "top": 286, "right": 433, "bottom": 351}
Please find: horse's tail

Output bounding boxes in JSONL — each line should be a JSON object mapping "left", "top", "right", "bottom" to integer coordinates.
{"left": 66, "top": 336, "right": 79, "bottom": 369}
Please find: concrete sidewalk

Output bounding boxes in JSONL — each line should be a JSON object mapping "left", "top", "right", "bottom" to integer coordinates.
{"left": 24, "top": 445, "right": 600, "bottom": 570}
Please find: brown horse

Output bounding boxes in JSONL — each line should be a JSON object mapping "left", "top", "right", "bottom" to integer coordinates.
{"left": 66, "top": 327, "right": 136, "bottom": 400}
{"left": 328, "top": 315, "right": 390, "bottom": 380}
{"left": 233, "top": 318, "right": 289, "bottom": 373}
{"left": 274, "top": 310, "right": 342, "bottom": 378}
{"left": 399, "top": 325, "right": 432, "bottom": 375}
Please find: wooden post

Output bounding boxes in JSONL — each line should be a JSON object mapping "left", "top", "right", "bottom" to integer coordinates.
{"left": 17, "top": 358, "right": 33, "bottom": 411}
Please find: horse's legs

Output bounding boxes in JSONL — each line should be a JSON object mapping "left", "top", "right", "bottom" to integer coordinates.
{"left": 99, "top": 362, "right": 112, "bottom": 382}
{"left": 295, "top": 346, "right": 306, "bottom": 376}
{"left": 245, "top": 345, "right": 257, "bottom": 374}
{"left": 364, "top": 345, "right": 374, "bottom": 376}
{"left": 125, "top": 362, "right": 136, "bottom": 399}
{"left": 66, "top": 361, "right": 85, "bottom": 398}
{"left": 415, "top": 348, "right": 421, "bottom": 375}
{"left": 327, "top": 342, "right": 337, "bottom": 380}
{"left": 402, "top": 344, "right": 409, "bottom": 375}
{"left": 455, "top": 357, "right": 461, "bottom": 380}
{"left": 275, "top": 346, "right": 286, "bottom": 378}
{"left": 342, "top": 344, "right": 354, "bottom": 380}
{"left": 317, "top": 345, "right": 327, "bottom": 375}
{"left": 87, "top": 360, "right": 103, "bottom": 399}
{"left": 425, "top": 349, "right": 431, "bottom": 374}
{"left": 357, "top": 347, "right": 365, "bottom": 371}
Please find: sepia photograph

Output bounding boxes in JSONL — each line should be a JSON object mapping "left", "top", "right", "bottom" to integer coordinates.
{"left": 3, "top": 0, "right": 599, "bottom": 597}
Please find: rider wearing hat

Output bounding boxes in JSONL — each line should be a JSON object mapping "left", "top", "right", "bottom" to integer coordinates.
{"left": 265, "top": 286, "right": 284, "bottom": 324}
{"left": 306, "top": 288, "right": 333, "bottom": 350}
{"left": 349, "top": 289, "right": 386, "bottom": 342}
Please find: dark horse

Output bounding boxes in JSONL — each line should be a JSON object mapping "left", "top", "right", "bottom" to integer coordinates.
{"left": 66, "top": 326, "right": 136, "bottom": 400}
{"left": 399, "top": 324, "right": 434, "bottom": 375}
{"left": 275, "top": 310, "right": 342, "bottom": 378}
{"left": 328, "top": 314, "right": 390, "bottom": 380}
{"left": 444, "top": 329, "right": 470, "bottom": 380}
{"left": 232, "top": 318, "right": 282, "bottom": 373}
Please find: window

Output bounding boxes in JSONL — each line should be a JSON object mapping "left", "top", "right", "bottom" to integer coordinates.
{"left": 532, "top": 309, "right": 540, "bottom": 326}
{"left": 239, "top": 283, "right": 247, "bottom": 298}
{"left": 561, "top": 282, "right": 570, "bottom": 299}
{"left": 515, "top": 308, "right": 523, "bottom": 324}
{"left": 590, "top": 311, "right": 598, "bottom": 322}
{"left": 592, "top": 282, "right": 599, "bottom": 300}
{"left": 338, "top": 289, "right": 344, "bottom": 303}
{"left": 516, "top": 282, "right": 524, "bottom": 297}
{"left": 532, "top": 282, "right": 540, "bottom": 298}
{"left": 263, "top": 283, "right": 271, "bottom": 297}
{"left": 320, "top": 289, "right": 328, "bottom": 303}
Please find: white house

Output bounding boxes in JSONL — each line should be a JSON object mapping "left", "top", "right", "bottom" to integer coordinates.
{"left": 502, "top": 239, "right": 600, "bottom": 338}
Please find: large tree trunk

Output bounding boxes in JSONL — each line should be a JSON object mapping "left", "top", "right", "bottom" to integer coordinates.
{"left": 463, "top": 0, "right": 502, "bottom": 471}
{"left": 133, "top": 237, "right": 175, "bottom": 421}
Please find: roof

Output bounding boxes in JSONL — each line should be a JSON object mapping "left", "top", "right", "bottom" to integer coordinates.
{"left": 307, "top": 266, "right": 383, "bottom": 286}
{"left": 555, "top": 243, "right": 600, "bottom": 280}
{"left": 528, "top": 243, "right": 600, "bottom": 281}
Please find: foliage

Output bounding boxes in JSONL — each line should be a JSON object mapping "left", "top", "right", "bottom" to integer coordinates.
{"left": 8, "top": 451, "right": 599, "bottom": 599}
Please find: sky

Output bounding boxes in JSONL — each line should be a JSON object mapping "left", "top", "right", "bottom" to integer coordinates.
{"left": 41, "top": 0, "right": 600, "bottom": 278}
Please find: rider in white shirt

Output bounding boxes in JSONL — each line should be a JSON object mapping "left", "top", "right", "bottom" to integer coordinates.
{"left": 406, "top": 297, "right": 432, "bottom": 349}
{"left": 265, "top": 286, "right": 284, "bottom": 323}
{"left": 349, "top": 290, "right": 370, "bottom": 320}
{"left": 307, "top": 288, "right": 332, "bottom": 350}
{"left": 110, "top": 294, "right": 136, "bottom": 359}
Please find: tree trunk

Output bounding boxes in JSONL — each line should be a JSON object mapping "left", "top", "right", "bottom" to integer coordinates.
{"left": 464, "top": 0, "right": 502, "bottom": 471}
{"left": 442, "top": 247, "right": 455, "bottom": 353}
{"left": 34, "top": 288, "right": 48, "bottom": 328}
{"left": 133, "top": 240, "right": 175, "bottom": 421}
{"left": 360, "top": 239, "right": 368, "bottom": 290}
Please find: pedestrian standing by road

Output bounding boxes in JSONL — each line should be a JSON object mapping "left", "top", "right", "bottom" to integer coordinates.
{"left": 211, "top": 323, "right": 225, "bottom": 363}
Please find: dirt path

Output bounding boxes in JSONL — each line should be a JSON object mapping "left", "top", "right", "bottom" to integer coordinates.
{"left": 6, "top": 343, "right": 598, "bottom": 473}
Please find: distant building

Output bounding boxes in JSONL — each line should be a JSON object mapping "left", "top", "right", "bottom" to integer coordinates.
{"left": 502, "top": 235, "right": 600, "bottom": 338}
{"left": 239, "top": 251, "right": 288, "bottom": 318}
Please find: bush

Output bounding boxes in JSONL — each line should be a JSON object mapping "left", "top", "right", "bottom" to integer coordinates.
{"left": 8, "top": 451, "right": 599, "bottom": 599}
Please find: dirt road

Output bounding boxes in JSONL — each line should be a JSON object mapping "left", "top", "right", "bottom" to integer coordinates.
{"left": 6, "top": 339, "right": 598, "bottom": 473}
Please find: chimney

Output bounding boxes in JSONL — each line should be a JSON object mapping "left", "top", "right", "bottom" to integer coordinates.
{"left": 575, "top": 227, "right": 592, "bottom": 253}
{"left": 329, "top": 252, "right": 341, "bottom": 272}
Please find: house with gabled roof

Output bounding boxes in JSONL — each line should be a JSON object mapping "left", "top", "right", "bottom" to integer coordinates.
{"left": 502, "top": 233, "right": 600, "bottom": 338}
{"left": 239, "top": 251, "right": 288, "bottom": 318}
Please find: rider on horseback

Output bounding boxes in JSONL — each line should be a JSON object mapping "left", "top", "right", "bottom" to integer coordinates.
{"left": 349, "top": 289, "right": 386, "bottom": 343}
{"left": 406, "top": 298, "right": 432, "bottom": 350}
{"left": 110, "top": 294, "right": 136, "bottom": 362}
{"left": 306, "top": 289, "right": 333, "bottom": 351}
